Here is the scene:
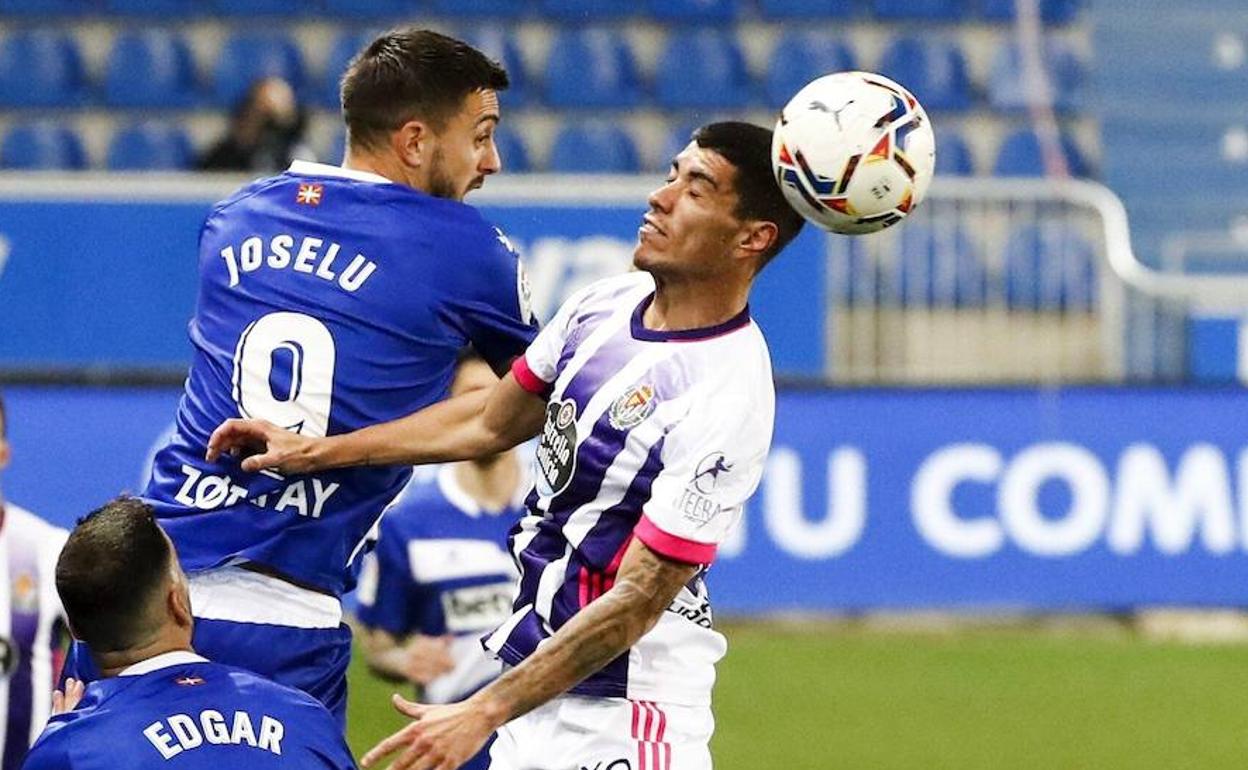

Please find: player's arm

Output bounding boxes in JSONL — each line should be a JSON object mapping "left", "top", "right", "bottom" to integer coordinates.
{"left": 361, "top": 628, "right": 455, "bottom": 687}
{"left": 207, "top": 370, "right": 544, "bottom": 475}
{"left": 360, "top": 538, "right": 699, "bottom": 769}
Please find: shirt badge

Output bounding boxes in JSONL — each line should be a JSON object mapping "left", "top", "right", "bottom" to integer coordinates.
{"left": 295, "top": 183, "right": 323, "bottom": 206}
{"left": 608, "top": 384, "right": 656, "bottom": 430}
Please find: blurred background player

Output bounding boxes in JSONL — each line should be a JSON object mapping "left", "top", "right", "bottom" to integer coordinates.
{"left": 0, "top": 392, "right": 68, "bottom": 770}
{"left": 197, "top": 76, "right": 313, "bottom": 172}
{"left": 208, "top": 121, "right": 806, "bottom": 770}
{"left": 61, "top": 27, "right": 537, "bottom": 726}
{"left": 24, "top": 497, "right": 356, "bottom": 770}
{"left": 353, "top": 353, "right": 526, "bottom": 770}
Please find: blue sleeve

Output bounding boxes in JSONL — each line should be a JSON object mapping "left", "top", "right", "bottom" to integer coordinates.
{"left": 442, "top": 223, "right": 539, "bottom": 374}
{"left": 22, "top": 728, "right": 72, "bottom": 770}
{"left": 354, "top": 518, "right": 417, "bottom": 637}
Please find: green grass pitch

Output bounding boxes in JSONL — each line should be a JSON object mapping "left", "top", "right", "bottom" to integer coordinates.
{"left": 345, "top": 622, "right": 1248, "bottom": 769}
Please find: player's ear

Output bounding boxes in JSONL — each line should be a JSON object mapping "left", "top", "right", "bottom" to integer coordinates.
{"left": 167, "top": 572, "right": 194, "bottom": 630}
{"left": 736, "top": 220, "right": 778, "bottom": 262}
{"left": 393, "top": 120, "right": 430, "bottom": 169}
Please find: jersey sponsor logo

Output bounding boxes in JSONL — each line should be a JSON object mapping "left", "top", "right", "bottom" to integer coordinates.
{"left": 143, "top": 709, "right": 285, "bottom": 760}
{"left": 536, "top": 399, "right": 578, "bottom": 497}
{"left": 692, "top": 452, "right": 733, "bottom": 494}
{"left": 581, "top": 761, "right": 632, "bottom": 770}
{"left": 666, "top": 592, "right": 714, "bottom": 629}
{"left": 173, "top": 463, "right": 341, "bottom": 518}
{"left": 676, "top": 452, "right": 734, "bottom": 527}
{"left": 295, "top": 183, "right": 323, "bottom": 206}
{"left": 607, "top": 384, "right": 657, "bottom": 431}
{"left": 441, "top": 582, "right": 516, "bottom": 633}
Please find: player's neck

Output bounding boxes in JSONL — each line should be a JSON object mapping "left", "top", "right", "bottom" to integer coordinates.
{"left": 95, "top": 637, "right": 196, "bottom": 678}
{"left": 645, "top": 273, "right": 751, "bottom": 333}
{"left": 342, "top": 149, "right": 427, "bottom": 194}
{"left": 454, "top": 455, "right": 520, "bottom": 512}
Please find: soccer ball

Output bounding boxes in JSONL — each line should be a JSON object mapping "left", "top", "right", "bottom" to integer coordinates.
{"left": 772, "top": 71, "right": 936, "bottom": 235}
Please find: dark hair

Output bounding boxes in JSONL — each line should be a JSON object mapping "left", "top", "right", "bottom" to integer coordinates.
{"left": 56, "top": 497, "right": 174, "bottom": 652}
{"left": 692, "top": 121, "right": 806, "bottom": 269}
{"left": 341, "top": 28, "right": 509, "bottom": 151}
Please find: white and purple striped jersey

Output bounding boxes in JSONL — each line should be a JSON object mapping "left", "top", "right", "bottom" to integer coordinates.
{"left": 0, "top": 504, "right": 67, "bottom": 770}
{"left": 484, "top": 271, "right": 774, "bottom": 706}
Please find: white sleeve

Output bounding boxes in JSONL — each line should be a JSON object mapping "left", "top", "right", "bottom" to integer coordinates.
{"left": 635, "top": 380, "right": 774, "bottom": 565}
{"left": 510, "top": 282, "right": 594, "bottom": 393}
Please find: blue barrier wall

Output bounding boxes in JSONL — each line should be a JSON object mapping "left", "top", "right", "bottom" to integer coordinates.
{"left": 4, "top": 385, "right": 1247, "bottom": 612}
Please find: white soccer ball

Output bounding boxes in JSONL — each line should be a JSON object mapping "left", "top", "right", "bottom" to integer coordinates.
{"left": 772, "top": 71, "right": 936, "bottom": 235}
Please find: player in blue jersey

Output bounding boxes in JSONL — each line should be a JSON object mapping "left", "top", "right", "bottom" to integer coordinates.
{"left": 61, "top": 28, "right": 538, "bottom": 725}
{"left": 354, "top": 354, "right": 526, "bottom": 770}
{"left": 210, "top": 122, "right": 806, "bottom": 770}
{"left": 25, "top": 497, "right": 356, "bottom": 769}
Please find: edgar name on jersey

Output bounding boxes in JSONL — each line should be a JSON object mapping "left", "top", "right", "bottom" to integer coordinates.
{"left": 218, "top": 233, "right": 378, "bottom": 294}
{"left": 143, "top": 707, "right": 285, "bottom": 760}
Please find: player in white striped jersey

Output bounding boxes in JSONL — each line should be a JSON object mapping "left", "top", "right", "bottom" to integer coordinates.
{"left": 209, "top": 121, "right": 806, "bottom": 770}
{"left": 0, "top": 392, "right": 69, "bottom": 770}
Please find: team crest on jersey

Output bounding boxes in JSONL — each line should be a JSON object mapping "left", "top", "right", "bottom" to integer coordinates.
{"left": 295, "top": 183, "right": 323, "bottom": 206}
{"left": 175, "top": 675, "right": 206, "bottom": 687}
{"left": 11, "top": 571, "right": 37, "bottom": 614}
{"left": 608, "top": 384, "right": 656, "bottom": 430}
{"left": 535, "top": 399, "right": 578, "bottom": 497}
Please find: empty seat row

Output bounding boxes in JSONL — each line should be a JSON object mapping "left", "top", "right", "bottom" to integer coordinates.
{"left": 0, "top": 0, "right": 1083, "bottom": 23}
{"left": 0, "top": 27, "right": 1088, "bottom": 113}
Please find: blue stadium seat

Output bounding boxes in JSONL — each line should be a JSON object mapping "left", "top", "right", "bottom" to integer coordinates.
{"left": 827, "top": 236, "right": 878, "bottom": 306}
{"left": 106, "top": 31, "right": 198, "bottom": 108}
{"left": 871, "top": 0, "right": 968, "bottom": 20}
{"left": 935, "top": 129, "right": 974, "bottom": 176}
{"left": 107, "top": 122, "right": 194, "bottom": 170}
{"left": 549, "top": 122, "right": 639, "bottom": 173}
{"left": 988, "top": 39, "right": 1086, "bottom": 112}
{"left": 655, "top": 30, "right": 752, "bottom": 109}
{"left": 213, "top": 32, "right": 306, "bottom": 107}
{"left": 993, "top": 128, "right": 1090, "bottom": 177}
{"left": 759, "top": 0, "right": 855, "bottom": 17}
{"left": 981, "top": 0, "right": 1080, "bottom": 23}
{"left": 494, "top": 124, "right": 530, "bottom": 173}
{"left": 877, "top": 37, "right": 972, "bottom": 112}
{"left": 0, "top": 0, "right": 92, "bottom": 13}
{"left": 544, "top": 29, "right": 641, "bottom": 108}
{"left": 1004, "top": 223, "right": 1097, "bottom": 311}
{"left": 460, "top": 28, "right": 530, "bottom": 107}
{"left": 540, "top": 0, "right": 633, "bottom": 20}
{"left": 893, "top": 223, "right": 986, "bottom": 307}
{"left": 0, "top": 30, "right": 88, "bottom": 108}
{"left": 429, "top": 0, "right": 530, "bottom": 16}
{"left": 214, "top": 0, "right": 310, "bottom": 15}
{"left": 646, "top": 0, "right": 740, "bottom": 22}
{"left": 318, "top": 31, "right": 372, "bottom": 109}
{"left": 765, "top": 32, "right": 856, "bottom": 108}
{"left": 1, "top": 122, "right": 87, "bottom": 170}
{"left": 105, "top": 0, "right": 200, "bottom": 14}
{"left": 322, "top": 0, "right": 413, "bottom": 15}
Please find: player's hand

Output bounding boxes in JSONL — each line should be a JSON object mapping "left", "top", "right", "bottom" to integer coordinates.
{"left": 403, "top": 635, "right": 456, "bottom": 686}
{"left": 206, "top": 418, "right": 322, "bottom": 474}
{"left": 360, "top": 694, "right": 497, "bottom": 770}
{"left": 51, "top": 678, "right": 84, "bottom": 715}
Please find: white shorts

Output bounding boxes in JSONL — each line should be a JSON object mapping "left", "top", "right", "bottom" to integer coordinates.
{"left": 489, "top": 695, "right": 714, "bottom": 770}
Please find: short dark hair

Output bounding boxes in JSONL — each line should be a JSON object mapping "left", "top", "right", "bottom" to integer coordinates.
{"left": 692, "top": 122, "right": 806, "bottom": 269}
{"left": 341, "top": 28, "right": 509, "bottom": 151}
{"left": 56, "top": 497, "right": 174, "bottom": 652}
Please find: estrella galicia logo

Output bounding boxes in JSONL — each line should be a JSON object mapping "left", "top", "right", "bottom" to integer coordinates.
{"left": 692, "top": 452, "right": 733, "bottom": 494}
{"left": 608, "top": 383, "right": 656, "bottom": 431}
{"left": 536, "top": 399, "right": 578, "bottom": 497}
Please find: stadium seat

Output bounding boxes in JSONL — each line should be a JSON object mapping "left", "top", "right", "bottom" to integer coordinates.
{"left": 544, "top": 29, "right": 642, "bottom": 108}
{"left": 0, "top": 0, "right": 91, "bottom": 13}
{"left": 214, "top": 0, "right": 309, "bottom": 14}
{"left": 317, "top": 31, "right": 372, "bottom": 109}
{"left": 758, "top": 0, "right": 855, "bottom": 17}
{"left": 494, "top": 124, "right": 530, "bottom": 173}
{"left": 827, "top": 236, "right": 878, "bottom": 306}
{"left": 1, "top": 122, "right": 87, "bottom": 170}
{"left": 871, "top": 0, "right": 969, "bottom": 20}
{"left": 429, "top": 0, "right": 530, "bottom": 17}
{"left": 893, "top": 223, "right": 986, "bottom": 307}
{"left": 765, "top": 32, "right": 856, "bottom": 108}
{"left": 988, "top": 39, "right": 1086, "bottom": 113}
{"left": 105, "top": 0, "right": 200, "bottom": 15}
{"left": 981, "top": 0, "right": 1080, "bottom": 23}
{"left": 646, "top": 0, "right": 740, "bottom": 22}
{"left": 993, "top": 128, "right": 1090, "bottom": 177}
{"left": 655, "top": 30, "right": 752, "bottom": 109}
{"left": 935, "top": 130, "right": 975, "bottom": 176}
{"left": 876, "top": 37, "right": 972, "bottom": 112}
{"left": 1004, "top": 223, "right": 1097, "bottom": 311}
{"left": 460, "top": 28, "right": 530, "bottom": 107}
{"left": 106, "top": 31, "right": 199, "bottom": 108}
{"left": 107, "top": 122, "right": 194, "bottom": 170}
{"left": 322, "top": 0, "right": 413, "bottom": 15}
{"left": 213, "top": 32, "right": 306, "bottom": 107}
{"left": 548, "top": 122, "right": 639, "bottom": 173}
{"left": 539, "top": 0, "right": 633, "bottom": 20}
{"left": 0, "top": 30, "right": 88, "bottom": 108}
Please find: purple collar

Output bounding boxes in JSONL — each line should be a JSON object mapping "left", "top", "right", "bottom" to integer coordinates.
{"left": 630, "top": 293, "right": 751, "bottom": 342}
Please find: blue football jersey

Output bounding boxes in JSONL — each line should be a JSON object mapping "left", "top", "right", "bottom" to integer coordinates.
{"left": 143, "top": 162, "right": 538, "bottom": 596}
{"left": 356, "top": 464, "right": 522, "bottom": 704}
{"left": 24, "top": 653, "right": 356, "bottom": 769}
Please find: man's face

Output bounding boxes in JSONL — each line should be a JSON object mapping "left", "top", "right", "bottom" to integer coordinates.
{"left": 425, "top": 89, "right": 502, "bottom": 201}
{"left": 634, "top": 142, "right": 744, "bottom": 279}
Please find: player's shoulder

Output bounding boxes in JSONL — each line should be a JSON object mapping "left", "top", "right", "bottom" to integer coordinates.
{"left": 23, "top": 715, "right": 74, "bottom": 769}
{"left": 562, "top": 271, "right": 655, "bottom": 317}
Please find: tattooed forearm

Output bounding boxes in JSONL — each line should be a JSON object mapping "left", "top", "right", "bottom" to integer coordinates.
{"left": 468, "top": 540, "right": 700, "bottom": 727}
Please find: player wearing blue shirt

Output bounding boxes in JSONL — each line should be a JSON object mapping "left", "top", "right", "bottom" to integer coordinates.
{"left": 354, "top": 356, "right": 527, "bottom": 770}
{"left": 62, "top": 29, "right": 537, "bottom": 725}
{"left": 25, "top": 497, "right": 356, "bottom": 770}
